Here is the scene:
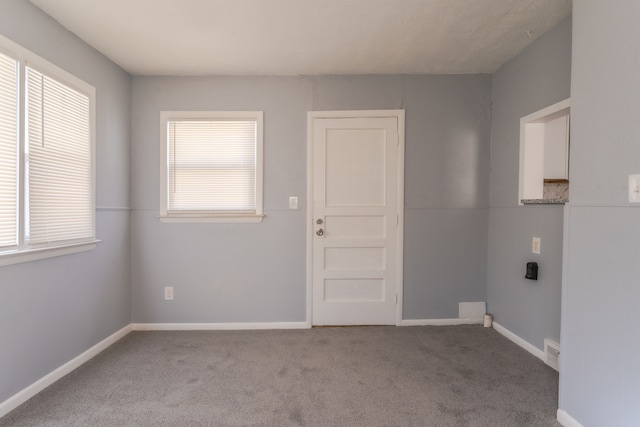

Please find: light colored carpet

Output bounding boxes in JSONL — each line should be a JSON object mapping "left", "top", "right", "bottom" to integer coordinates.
{"left": 0, "top": 325, "right": 560, "bottom": 426}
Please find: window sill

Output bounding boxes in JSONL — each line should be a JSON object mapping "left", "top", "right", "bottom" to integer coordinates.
{"left": 159, "top": 214, "right": 264, "bottom": 223}
{"left": 0, "top": 240, "right": 101, "bottom": 267}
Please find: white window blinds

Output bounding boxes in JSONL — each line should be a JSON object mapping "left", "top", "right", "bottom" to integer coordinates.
{"left": 167, "top": 120, "right": 257, "bottom": 213}
{"left": 0, "top": 52, "right": 18, "bottom": 251}
{"left": 25, "top": 67, "right": 93, "bottom": 247}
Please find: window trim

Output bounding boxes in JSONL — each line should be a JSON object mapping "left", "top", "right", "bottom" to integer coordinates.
{"left": 0, "top": 241, "right": 99, "bottom": 267}
{"left": 159, "top": 111, "right": 264, "bottom": 223}
{"left": 0, "top": 34, "right": 98, "bottom": 266}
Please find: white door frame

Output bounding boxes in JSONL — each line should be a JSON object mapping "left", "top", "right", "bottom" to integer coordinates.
{"left": 306, "top": 110, "right": 405, "bottom": 327}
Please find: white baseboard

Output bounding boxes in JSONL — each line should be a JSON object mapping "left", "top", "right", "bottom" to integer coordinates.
{"left": 557, "top": 409, "right": 584, "bottom": 427}
{"left": 401, "top": 318, "right": 484, "bottom": 326}
{"left": 0, "top": 321, "right": 311, "bottom": 418}
{"left": 492, "top": 321, "right": 545, "bottom": 361}
{"left": 131, "top": 321, "right": 311, "bottom": 331}
{"left": 0, "top": 324, "right": 132, "bottom": 419}
{"left": 1, "top": 320, "right": 553, "bottom": 421}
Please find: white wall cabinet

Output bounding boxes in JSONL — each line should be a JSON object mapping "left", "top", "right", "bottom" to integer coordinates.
{"left": 543, "top": 114, "right": 570, "bottom": 180}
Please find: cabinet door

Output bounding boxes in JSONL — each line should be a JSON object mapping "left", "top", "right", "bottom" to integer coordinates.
{"left": 543, "top": 114, "right": 569, "bottom": 180}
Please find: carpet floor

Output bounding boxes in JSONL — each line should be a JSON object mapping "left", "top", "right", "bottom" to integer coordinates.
{"left": 0, "top": 325, "right": 560, "bottom": 426}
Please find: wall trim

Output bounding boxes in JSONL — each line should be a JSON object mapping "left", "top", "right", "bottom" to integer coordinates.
{"left": 0, "top": 324, "right": 132, "bottom": 419}
{"left": 401, "top": 318, "right": 484, "bottom": 326}
{"left": 96, "top": 206, "right": 132, "bottom": 212}
{"left": 563, "top": 202, "right": 640, "bottom": 208}
{"left": 0, "top": 322, "right": 311, "bottom": 417}
{"left": 1, "top": 321, "right": 555, "bottom": 420}
{"left": 131, "top": 322, "right": 311, "bottom": 331}
{"left": 492, "top": 321, "right": 545, "bottom": 361}
{"left": 0, "top": 240, "right": 100, "bottom": 267}
{"left": 557, "top": 409, "right": 584, "bottom": 427}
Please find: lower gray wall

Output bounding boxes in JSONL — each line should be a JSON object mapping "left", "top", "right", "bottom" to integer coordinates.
{"left": 487, "top": 17, "right": 572, "bottom": 350}
{"left": 131, "top": 210, "right": 306, "bottom": 323}
{"left": 0, "top": 211, "right": 130, "bottom": 401}
{"left": 560, "top": 207, "right": 640, "bottom": 425}
{"left": 131, "top": 74, "right": 492, "bottom": 323}
{"left": 0, "top": 0, "right": 131, "bottom": 403}
{"left": 487, "top": 207, "right": 563, "bottom": 345}
{"left": 404, "top": 208, "right": 488, "bottom": 318}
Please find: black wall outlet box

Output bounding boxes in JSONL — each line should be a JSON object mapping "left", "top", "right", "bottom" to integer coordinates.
{"left": 525, "top": 262, "right": 538, "bottom": 280}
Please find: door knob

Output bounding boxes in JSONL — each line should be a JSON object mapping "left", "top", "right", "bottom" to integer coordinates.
{"left": 316, "top": 228, "right": 324, "bottom": 236}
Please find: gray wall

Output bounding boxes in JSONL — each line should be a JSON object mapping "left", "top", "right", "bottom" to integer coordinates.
{"left": 0, "top": 0, "right": 131, "bottom": 403}
{"left": 560, "top": 1, "right": 640, "bottom": 425}
{"left": 131, "top": 75, "right": 491, "bottom": 323}
{"left": 487, "top": 18, "right": 572, "bottom": 350}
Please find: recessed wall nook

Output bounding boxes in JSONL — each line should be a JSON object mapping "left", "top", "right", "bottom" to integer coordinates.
{"left": 519, "top": 98, "right": 570, "bottom": 205}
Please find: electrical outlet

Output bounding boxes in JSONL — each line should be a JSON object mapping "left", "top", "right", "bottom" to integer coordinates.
{"left": 164, "top": 286, "right": 174, "bottom": 301}
{"left": 532, "top": 237, "right": 541, "bottom": 254}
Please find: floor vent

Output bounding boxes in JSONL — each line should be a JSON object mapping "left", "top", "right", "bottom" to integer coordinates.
{"left": 544, "top": 339, "right": 560, "bottom": 371}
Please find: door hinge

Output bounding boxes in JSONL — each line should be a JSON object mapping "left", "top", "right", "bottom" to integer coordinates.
{"left": 396, "top": 214, "right": 399, "bottom": 225}
{"left": 395, "top": 294, "right": 398, "bottom": 304}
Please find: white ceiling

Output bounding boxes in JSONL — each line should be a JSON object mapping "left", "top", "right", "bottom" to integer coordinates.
{"left": 28, "top": 0, "right": 572, "bottom": 76}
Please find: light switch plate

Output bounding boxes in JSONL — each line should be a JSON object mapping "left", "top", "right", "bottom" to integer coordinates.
{"left": 289, "top": 196, "right": 298, "bottom": 210}
{"left": 629, "top": 174, "right": 640, "bottom": 203}
{"left": 532, "top": 237, "right": 541, "bottom": 254}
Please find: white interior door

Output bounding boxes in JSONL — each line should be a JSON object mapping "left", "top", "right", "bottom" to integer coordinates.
{"left": 309, "top": 112, "right": 404, "bottom": 325}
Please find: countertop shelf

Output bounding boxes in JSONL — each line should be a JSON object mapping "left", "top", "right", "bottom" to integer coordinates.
{"left": 521, "top": 198, "right": 568, "bottom": 205}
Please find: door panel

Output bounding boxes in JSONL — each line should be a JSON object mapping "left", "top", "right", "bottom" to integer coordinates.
{"left": 324, "top": 279, "right": 385, "bottom": 302}
{"left": 311, "top": 115, "right": 401, "bottom": 325}
{"left": 324, "top": 216, "right": 385, "bottom": 238}
{"left": 324, "top": 247, "right": 385, "bottom": 270}
{"left": 325, "top": 129, "right": 386, "bottom": 207}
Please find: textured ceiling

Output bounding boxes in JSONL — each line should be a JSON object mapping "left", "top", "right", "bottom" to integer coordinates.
{"left": 28, "top": 0, "right": 572, "bottom": 76}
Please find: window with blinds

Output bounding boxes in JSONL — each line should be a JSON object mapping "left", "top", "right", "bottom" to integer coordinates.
{"left": 0, "top": 34, "right": 96, "bottom": 265}
{"left": 0, "top": 52, "right": 18, "bottom": 251}
{"left": 25, "top": 67, "right": 93, "bottom": 247}
{"left": 160, "top": 112, "right": 263, "bottom": 222}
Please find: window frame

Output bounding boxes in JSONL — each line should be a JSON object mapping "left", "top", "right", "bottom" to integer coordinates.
{"left": 0, "top": 34, "right": 98, "bottom": 267}
{"left": 159, "top": 111, "right": 264, "bottom": 223}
